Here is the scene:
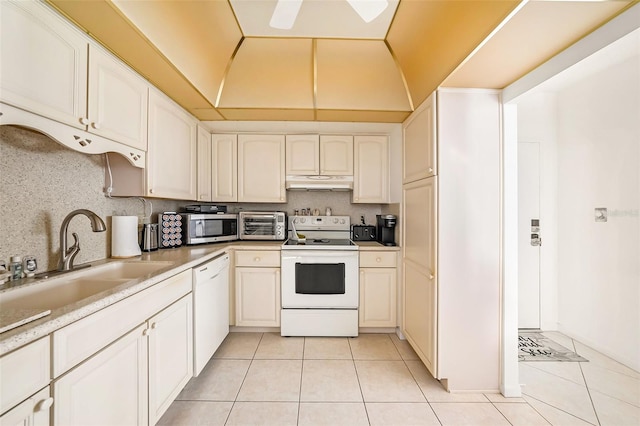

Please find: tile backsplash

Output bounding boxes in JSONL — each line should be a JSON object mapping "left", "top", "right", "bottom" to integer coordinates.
{"left": 0, "top": 126, "right": 383, "bottom": 273}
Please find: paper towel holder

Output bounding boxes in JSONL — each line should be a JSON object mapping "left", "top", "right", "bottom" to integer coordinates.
{"left": 111, "top": 216, "right": 142, "bottom": 258}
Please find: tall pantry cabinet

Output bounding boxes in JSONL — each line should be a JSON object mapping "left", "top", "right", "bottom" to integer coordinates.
{"left": 402, "top": 89, "right": 502, "bottom": 391}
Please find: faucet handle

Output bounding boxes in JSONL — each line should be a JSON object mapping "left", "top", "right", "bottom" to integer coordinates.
{"left": 67, "top": 232, "right": 80, "bottom": 254}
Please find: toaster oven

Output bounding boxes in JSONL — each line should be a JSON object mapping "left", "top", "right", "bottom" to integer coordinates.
{"left": 239, "top": 211, "right": 287, "bottom": 241}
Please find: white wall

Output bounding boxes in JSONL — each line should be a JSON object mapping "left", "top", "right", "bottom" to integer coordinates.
{"left": 517, "top": 92, "right": 559, "bottom": 330}
{"left": 555, "top": 54, "right": 639, "bottom": 370}
{"left": 437, "top": 89, "right": 502, "bottom": 391}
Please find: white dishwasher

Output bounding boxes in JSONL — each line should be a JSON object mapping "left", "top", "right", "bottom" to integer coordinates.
{"left": 193, "top": 253, "right": 230, "bottom": 376}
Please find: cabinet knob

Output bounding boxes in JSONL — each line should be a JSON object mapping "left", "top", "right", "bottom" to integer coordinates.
{"left": 429, "top": 271, "right": 435, "bottom": 280}
{"left": 143, "top": 328, "right": 150, "bottom": 336}
{"left": 151, "top": 322, "right": 157, "bottom": 329}
{"left": 91, "top": 122, "right": 101, "bottom": 130}
{"left": 254, "top": 257, "right": 261, "bottom": 262}
{"left": 149, "top": 189, "right": 154, "bottom": 194}
{"left": 429, "top": 167, "right": 434, "bottom": 173}
{"left": 376, "top": 257, "right": 381, "bottom": 262}
{"left": 35, "top": 397, "right": 54, "bottom": 412}
{"left": 79, "top": 117, "right": 90, "bottom": 125}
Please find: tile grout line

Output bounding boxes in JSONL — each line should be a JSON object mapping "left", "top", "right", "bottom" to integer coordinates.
{"left": 487, "top": 399, "right": 517, "bottom": 426}
{"left": 223, "top": 332, "right": 264, "bottom": 426}
{"left": 522, "top": 392, "right": 599, "bottom": 426}
{"left": 577, "top": 355, "right": 603, "bottom": 426}
{"left": 348, "top": 335, "right": 372, "bottom": 425}
{"left": 297, "top": 337, "right": 305, "bottom": 426}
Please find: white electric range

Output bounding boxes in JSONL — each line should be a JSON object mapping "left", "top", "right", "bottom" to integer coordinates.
{"left": 280, "top": 216, "right": 359, "bottom": 337}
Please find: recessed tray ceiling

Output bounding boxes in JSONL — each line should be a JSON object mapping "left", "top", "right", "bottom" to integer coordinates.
{"left": 47, "top": 0, "right": 636, "bottom": 123}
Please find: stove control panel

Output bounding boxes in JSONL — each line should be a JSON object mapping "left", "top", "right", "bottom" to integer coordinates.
{"left": 290, "top": 215, "right": 350, "bottom": 231}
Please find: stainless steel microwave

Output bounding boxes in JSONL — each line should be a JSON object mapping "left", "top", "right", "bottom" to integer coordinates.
{"left": 239, "top": 211, "right": 287, "bottom": 241}
{"left": 183, "top": 213, "right": 238, "bottom": 245}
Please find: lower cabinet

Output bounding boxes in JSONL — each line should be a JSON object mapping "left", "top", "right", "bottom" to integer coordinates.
{"left": 235, "top": 250, "right": 281, "bottom": 327}
{"left": 0, "top": 386, "right": 51, "bottom": 426}
{"left": 53, "top": 295, "right": 193, "bottom": 425}
{"left": 359, "top": 251, "right": 397, "bottom": 328}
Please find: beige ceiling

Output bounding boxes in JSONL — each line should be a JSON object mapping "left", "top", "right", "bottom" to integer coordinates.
{"left": 47, "top": 0, "right": 636, "bottom": 123}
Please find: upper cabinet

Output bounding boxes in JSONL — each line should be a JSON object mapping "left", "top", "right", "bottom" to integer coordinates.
{"left": 196, "top": 126, "right": 212, "bottom": 202}
{"left": 286, "top": 135, "right": 353, "bottom": 176}
{"left": 147, "top": 90, "right": 197, "bottom": 200}
{"left": 0, "top": 1, "right": 148, "bottom": 165}
{"left": 87, "top": 45, "right": 149, "bottom": 151}
{"left": 212, "top": 134, "right": 238, "bottom": 202}
{"left": 0, "top": 0, "right": 88, "bottom": 129}
{"left": 238, "top": 135, "right": 286, "bottom": 203}
{"left": 403, "top": 92, "right": 437, "bottom": 183}
{"left": 353, "top": 135, "right": 389, "bottom": 203}
{"left": 319, "top": 135, "right": 353, "bottom": 175}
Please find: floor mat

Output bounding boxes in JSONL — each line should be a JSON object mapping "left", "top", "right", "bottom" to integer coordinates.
{"left": 518, "top": 332, "right": 588, "bottom": 362}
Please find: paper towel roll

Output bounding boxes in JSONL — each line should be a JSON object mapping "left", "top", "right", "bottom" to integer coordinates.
{"left": 112, "top": 216, "right": 142, "bottom": 258}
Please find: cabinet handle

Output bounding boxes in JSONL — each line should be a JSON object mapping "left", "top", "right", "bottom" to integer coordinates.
{"left": 149, "top": 189, "right": 154, "bottom": 194}
{"left": 91, "top": 122, "right": 101, "bottom": 130}
{"left": 151, "top": 322, "right": 157, "bottom": 329}
{"left": 79, "top": 117, "right": 89, "bottom": 125}
{"left": 35, "top": 397, "right": 54, "bottom": 412}
{"left": 143, "top": 328, "right": 150, "bottom": 336}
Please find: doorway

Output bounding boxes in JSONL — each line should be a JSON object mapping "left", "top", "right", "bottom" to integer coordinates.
{"left": 518, "top": 141, "right": 541, "bottom": 330}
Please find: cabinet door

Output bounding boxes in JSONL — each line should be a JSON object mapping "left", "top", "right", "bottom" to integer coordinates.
{"left": 148, "top": 295, "right": 193, "bottom": 425}
{"left": 197, "top": 126, "right": 212, "bottom": 202}
{"left": 403, "top": 261, "right": 437, "bottom": 375}
{"left": 54, "top": 324, "right": 148, "bottom": 426}
{"left": 403, "top": 92, "right": 437, "bottom": 183}
{"left": 286, "top": 134, "right": 319, "bottom": 175}
{"left": 353, "top": 135, "right": 389, "bottom": 203}
{"left": 0, "top": 0, "right": 87, "bottom": 129}
{"left": 237, "top": 135, "right": 286, "bottom": 203}
{"left": 147, "top": 90, "right": 197, "bottom": 200}
{"left": 320, "top": 135, "right": 353, "bottom": 175}
{"left": 236, "top": 267, "right": 281, "bottom": 327}
{"left": 87, "top": 45, "right": 149, "bottom": 151}
{"left": 359, "top": 268, "right": 397, "bottom": 327}
{"left": 0, "top": 387, "right": 51, "bottom": 426}
{"left": 402, "top": 177, "right": 437, "bottom": 376}
{"left": 212, "top": 134, "right": 238, "bottom": 202}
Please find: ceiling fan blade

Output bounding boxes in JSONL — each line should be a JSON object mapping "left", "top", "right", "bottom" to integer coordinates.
{"left": 270, "top": 0, "right": 303, "bottom": 30}
{"left": 346, "top": 0, "right": 388, "bottom": 23}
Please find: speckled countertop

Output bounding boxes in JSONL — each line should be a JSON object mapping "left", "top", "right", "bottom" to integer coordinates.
{"left": 0, "top": 241, "right": 282, "bottom": 355}
{"left": 0, "top": 239, "right": 396, "bottom": 355}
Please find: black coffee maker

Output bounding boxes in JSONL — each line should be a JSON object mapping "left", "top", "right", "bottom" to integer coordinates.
{"left": 376, "top": 215, "right": 397, "bottom": 246}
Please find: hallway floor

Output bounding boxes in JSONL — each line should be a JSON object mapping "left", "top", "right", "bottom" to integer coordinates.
{"left": 158, "top": 332, "right": 639, "bottom": 425}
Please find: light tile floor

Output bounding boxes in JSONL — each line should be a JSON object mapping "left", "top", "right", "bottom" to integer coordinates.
{"left": 158, "top": 332, "right": 640, "bottom": 425}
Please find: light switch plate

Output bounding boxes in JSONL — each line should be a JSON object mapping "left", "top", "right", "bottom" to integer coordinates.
{"left": 595, "top": 207, "right": 607, "bottom": 222}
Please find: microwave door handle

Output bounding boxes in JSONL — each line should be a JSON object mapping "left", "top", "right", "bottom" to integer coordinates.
{"left": 196, "top": 220, "right": 204, "bottom": 237}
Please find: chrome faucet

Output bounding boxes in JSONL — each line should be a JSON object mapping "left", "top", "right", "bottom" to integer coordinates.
{"left": 58, "top": 209, "right": 107, "bottom": 272}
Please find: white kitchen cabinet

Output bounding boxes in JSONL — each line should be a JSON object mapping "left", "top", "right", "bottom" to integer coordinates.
{"left": 54, "top": 324, "right": 148, "bottom": 426}
{"left": 0, "top": 1, "right": 149, "bottom": 154}
{"left": 235, "top": 250, "right": 281, "bottom": 327}
{"left": 402, "top": 176, "right": 437, "bottom": 376}
{"left": 0, "top": 337, "right": 50, "bottom": 416}
{"left": 147, "top": 89, "right": 198, "bottom": 200}
{"left": 353, "top": 135, "right": 389, "bottom": 203}
{"left": 0, "top": 386, "right": 51, "bottom": 426}
{"left": 238, "top": 134, "right": 286, "bottom": 203}
{"left": 148, "top": 295, "right": 193, "bottom": 425}
{"left": 197, "top": 126, "right": 212, "bottom": 202}
{"left": 0, "top": 0, "right": 88, "bottom": 130}
{"left": 286, "top": 134, "right": 320, "bottom": 175}
{"left": 359, "top": 251, "right": 397, "bottom": 328}
{"left": 212, "top": 134, "right": 238, "bottom": 202}
{"left": 286, "top": 135, "right": 353, "bottom": 177}
{"left": 403, "top": 92, "right": 437, "bottom": 183}
{"left": 320, "top": 135, "right": 354, "bottom": 175}
{"left": 87, "top": 45, "right": 149, "bottom": 151}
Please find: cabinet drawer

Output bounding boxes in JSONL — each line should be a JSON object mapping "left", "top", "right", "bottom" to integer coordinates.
{"left": 359, "top": 251, "right": 397, "bottom": 268}
{"left": 0, "top": 336, "right": 50, "bottom": 415}
{"left": 235, "top": 250, "right": 280, "bottom": 267}
{"left": 52, "top": 270, "right": 191, "bottom": 378}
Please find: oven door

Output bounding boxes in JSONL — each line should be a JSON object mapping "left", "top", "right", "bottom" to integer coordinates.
{"left": 281, "top": 250, "right": 359, "bottom": 308}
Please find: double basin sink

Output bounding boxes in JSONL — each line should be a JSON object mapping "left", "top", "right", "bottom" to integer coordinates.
{"left": 0, "top": 261, "right": 174, "bottom": 312}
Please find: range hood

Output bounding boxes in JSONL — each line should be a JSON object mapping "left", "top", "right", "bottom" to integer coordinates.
{"left": 285, "top": 175, "right": 353, "bottom": 191}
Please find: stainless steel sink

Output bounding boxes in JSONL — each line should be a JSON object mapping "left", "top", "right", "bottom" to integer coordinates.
{"left": 0, "top": 261, "right": 174, "bottom": 311}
